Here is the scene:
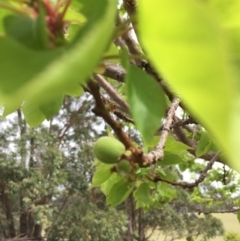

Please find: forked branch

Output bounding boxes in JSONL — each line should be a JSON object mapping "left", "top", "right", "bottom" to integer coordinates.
{"left": 151, "top": 152, "right": 220, "bottom": 188}
{"left": 143, "top": 98, "right": 180, "bottom": 166}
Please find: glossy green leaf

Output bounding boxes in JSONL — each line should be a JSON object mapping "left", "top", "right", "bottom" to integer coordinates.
{"left": 134, "top": 183, "right": 151, "bottom": 205}
{"left": 91, "top": 163, "right": 113, "bottom": 188}
{"left": 0, "top": 0, "right": 117, "bottom": 119}
{"left": 39, "top": 95, "right": 64, "bottom": 120}
{"left": 138, "top": 0, "right": 239, "bottom": 170}
{"left": 158, "top": 152, "right": 184, "bottom": 166}
{"left": 22, "top": 101, "right": 45, "bottom": 127}
{"left": 106, "top": 179, "right": 133, "bottom": 206}
{"left": 126, "top": 65, "right": 166, "bottom": 143}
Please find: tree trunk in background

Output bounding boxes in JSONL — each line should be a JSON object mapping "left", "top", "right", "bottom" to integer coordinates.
{"left": 33, "top": 224, "right": 42, "bottom": 239}
{"left": 2, "top": 192, "right": 16, "bottom": 238}
{"left": 18, "top": 110, "right": 29, "bottom": 237}
{"left": 138, "top": 208, "right": 145, "bottom": 241}
{"left": 19, "top": 197, "right": 28, "bottom": 237}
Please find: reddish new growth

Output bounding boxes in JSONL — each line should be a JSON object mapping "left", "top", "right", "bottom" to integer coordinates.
{"left": 28, "top": 0, "right": 71, "bottom": 46}
{"left": 43, "top": 0, "right": 70, "bottom": 37}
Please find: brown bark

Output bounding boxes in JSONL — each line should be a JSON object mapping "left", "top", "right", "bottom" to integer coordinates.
{"left": 1, "top": 191, "right": 16, "bottom": 237}
{"left": 17, "top": 110, "right": 29, "bottom": 237}
{"left": 138, "top": 209, "right": 145, "bottom": 241}
{"left": 33, "top": 224, "right": 42, "bottom": 239}
{"left": 19, "top": 198, "right": 28, "bottom": 237}
{"left": 124, "top": 194, "right": 137, "bottom": 241}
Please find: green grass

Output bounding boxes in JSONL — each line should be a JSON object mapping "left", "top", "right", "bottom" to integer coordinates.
{"left": 148, "top": 213, "right": 240, "bottom": 241}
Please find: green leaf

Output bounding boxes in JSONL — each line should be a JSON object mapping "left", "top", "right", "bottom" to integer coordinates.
{"left": 178, "top": 163, "right": 188, "bottom": 172}
{"left": 91, "top": 163, "right": 113, "bottom": 188}
{"left": 157, "top": 182, "right": 177, "bottom": 202}
{"left": 104, "top": 42, "right": 120, "bottom": 63}
{"left": 189, "top": 162, "right": 205, "bottom": 172}
{"left": 165, "top": 136, "right": 191, "bottom": 154}
{"left": 136, "top": 200, "right": 145, "bottom": 210}
{"left": 63, "top": 5, "right": 86, "bottom": 23}
{"left": 100, "top": 173, "right": 122, "bottom": 195}
{"left": 237, "top": 210, "right": 240, "bottom": 223}
{"left": 66, "top": 24, "right": 81, "bottom": 42}
{"left": 158, "top": 152, "right": 184, "bottom": 166}
{"left": 22, "top": 101, "right": 45, "bottom": 127}
{"left": 147, "top": 136, "right": 160, "bottom": 148}
{"left": 35, "top": 1, "right": 48, "bottom": 49}
{"left": 106, "top": 179, "right": 133, "bottom": 206}
{"left": 208, "top": 0, "right": 240, "bottom": 42}
{"left": 0, "top": 0, "right": 117, "bottom": 120}
{"left": 65, "top": 84, "right": 84, "bottom": 97}
{"left": 0, "top": 1, "right": 13, "bottom": 34}
{"left": 2, "top": 102, "right": 21, "bottom": 118}
{"left": 134, "top": 183, "right": 151, "bottom": 205}
{"left": 71, "top": 0, "right": 97, "bottom": 19}
{"left": 3, "top": 15, "right": 45, "bottom": 49}
{"left": 39, "top": 95, "right": 64, "bottom": 120}
{"left": 196, "top": 131, "right": 213, "bottom": 157}
{"left": 138, "top": 0, "right": 239, "bottom": 170}
{"left": 156, "top": 168, "right": 166, "bottom": 177}
{"left": 126, "top": 65, "right": 166, "bottom": 143}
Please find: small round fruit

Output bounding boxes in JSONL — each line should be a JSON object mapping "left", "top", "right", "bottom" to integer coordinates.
{"left": 94, "top": 137, "right": 125, "bottom": 164}
{"left": 116, "top": 159, "right": 132, "bottom": 174}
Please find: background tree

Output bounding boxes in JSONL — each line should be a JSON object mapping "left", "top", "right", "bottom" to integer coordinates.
{"left": 0, "top": 95, "right": 128, "bottom": 240}
{"left": 0, "top": 95, "right": 226, "bottom": 241}
{"left": 224, "top": 232, "right": 240, "bottom": 241}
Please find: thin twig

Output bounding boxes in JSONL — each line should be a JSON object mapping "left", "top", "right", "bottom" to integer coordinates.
{"left": 123, "top": 0, "right": 137, "bottom": 17}
{"left": 152, "top": 152, "right": 220, "bottom": 188}
{"left": 95, "top": 74, "right": 130, "bottom": 114}
{"left": 171, "top": 117, "right": 197, "bottom": 128}
{"left": 172, "top": 116, "right": 194, "bottom": 147}
{"left": 58, "top": 101, "right": 87, "bottom": 147}
{"left": 103, "top": 61, "right": 175, "bottom": 104}
{"left": 100, "top": 96, "right": 134, "bottom": 123}
{"left": 0, "top": 2, "right": 30, "bottom": 16}
{"left": 171, "top": 201, "right": 240, "bottom": 214}
{"left": 197, "top": 208, "right": 240, "bottom": 214}
{"left": 103, "top": 62, "right": 125, "bottom": 82}
{"left": 116, "top": 14, "right": 141, "bottom": 63}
